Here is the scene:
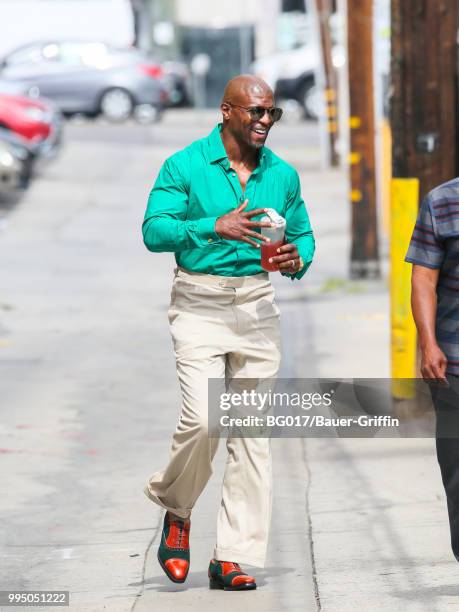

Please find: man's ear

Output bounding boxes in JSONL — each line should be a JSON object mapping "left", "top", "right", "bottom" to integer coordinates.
{"left": 221, "top": 102, "right": 230, "bottom": 121}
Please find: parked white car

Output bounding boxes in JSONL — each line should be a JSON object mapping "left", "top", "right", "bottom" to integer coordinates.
{"left": 251, "top": 44, "right": 321, "bottom": 120}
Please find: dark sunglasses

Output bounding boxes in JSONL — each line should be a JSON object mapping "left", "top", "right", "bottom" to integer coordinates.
{"left": 227, "top": 103, "right": 283, "bottom": 123}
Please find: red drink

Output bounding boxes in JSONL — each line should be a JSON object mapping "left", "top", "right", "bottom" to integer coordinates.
{"left": 261, "top": 239, "right": 285, "bottom": 271}
{"left": 260, "top": 209, "right": 286, "bottom": 271}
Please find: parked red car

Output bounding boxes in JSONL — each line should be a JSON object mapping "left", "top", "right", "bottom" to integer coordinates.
{"left": 0, "top": 92, "right": 62, "bottom": 157}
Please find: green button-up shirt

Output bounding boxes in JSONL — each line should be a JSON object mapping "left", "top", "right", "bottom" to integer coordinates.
{"left": 142, "top": 123, "right": 315, "bottom": 280}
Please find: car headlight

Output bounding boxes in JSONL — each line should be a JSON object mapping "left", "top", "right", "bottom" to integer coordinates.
{"left": 22, "top": 106, "right": 46, "bottom": 122}
{"left": 0, "top": 152, "right": 15, "bottom": 167}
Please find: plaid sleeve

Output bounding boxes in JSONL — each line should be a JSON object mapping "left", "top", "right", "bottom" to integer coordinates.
{"left": 405, "top": 195, "right": 445, "bottom": 269}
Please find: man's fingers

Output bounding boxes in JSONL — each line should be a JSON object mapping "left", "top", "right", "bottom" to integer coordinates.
{"left": 423, "top": 361, "right": 448, "bottom": 385}
{"left": 431, "top": 363, "right": 444, "bottom": 380}
{"left": 270, "top": 252, "right": 298, "bottom": 263}
{"left": 278, "top": 260, "right": 298, "bottom": 270}
{"left": 432, "top": 361, "right": 448, "bottom": 384}
{"left": 276, "top": 243, "right": 297, "bottom": 253}
{"left": 243, "top": 207, "right": 269, "bottom": 219}
{"left": 268, "top": 241, "right": 299, "bottom": 269}
{"left": 239, "top": 236, "right": 261, "bottom": 248}
{"left": 243, "top": 229, "right": 268, "bottom": 241}
{"left": 245, "top": 220, "right": 273, "bottom": 229}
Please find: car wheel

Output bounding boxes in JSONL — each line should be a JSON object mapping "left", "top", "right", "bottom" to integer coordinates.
{"left": 300, "top": 80, "right": 320, "bottom": 120}
{"left": 99, "top": 88, "right": 134, "bottom": 122}
{"left": 133, "top": 104, "right": 160, "bottom": 124}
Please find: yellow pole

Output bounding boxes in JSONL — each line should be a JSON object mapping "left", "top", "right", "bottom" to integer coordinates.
{"left": 390, "top": 178, "right": 419, "bottom": 398}
{"left": 381, "top": 119, "right": 392, "bottom": 237}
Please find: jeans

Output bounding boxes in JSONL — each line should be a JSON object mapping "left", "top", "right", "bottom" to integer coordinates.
{"left": 430, "top": 373, "right": 459, "bottom": 561}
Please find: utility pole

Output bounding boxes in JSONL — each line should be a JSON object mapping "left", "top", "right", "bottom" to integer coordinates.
{"left": 391, "top": 0, "right": 459, "bottom": 197}
{"left": 390, "top": 0, "right": 459, "bottom": 388}
{"left": 315, "top": 0, "right": 340, "bottom": 166}
{"left": 347, "top": 0, "right": 380, "bottom": 279}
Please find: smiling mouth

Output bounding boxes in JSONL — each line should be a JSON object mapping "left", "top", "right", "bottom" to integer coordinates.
{"left": 251, "top": 127, "right": 268, "bottom": 136}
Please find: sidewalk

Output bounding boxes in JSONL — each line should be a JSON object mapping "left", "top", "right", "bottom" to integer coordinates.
{"left": 286, "top": 157, "right": 459, "bottom": 611}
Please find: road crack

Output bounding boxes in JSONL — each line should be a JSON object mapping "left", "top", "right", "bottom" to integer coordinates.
{"left": 302, "top": 438, "right": 321, "bottom": 611}
{"left": 130, "top": 512, "right": 162, "bottom": 611}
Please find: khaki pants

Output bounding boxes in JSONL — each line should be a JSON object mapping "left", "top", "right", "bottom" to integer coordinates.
{"left": 144, "top": 266, "right": 282, "bottom": 567}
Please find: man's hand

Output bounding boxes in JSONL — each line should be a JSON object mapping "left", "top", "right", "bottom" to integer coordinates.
{"left": 215, "top": 200, "right": 273, "bottom": 247}
{"left": 269, "top": 243, "right": 301, "bottom": 273}
{"left": 421, "top": 342, "right": 449, "bottom": 386}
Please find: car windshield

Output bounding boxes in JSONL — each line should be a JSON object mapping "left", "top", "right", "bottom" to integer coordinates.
{"left": 5, "top": 45, "right": 44, "bottom": 66}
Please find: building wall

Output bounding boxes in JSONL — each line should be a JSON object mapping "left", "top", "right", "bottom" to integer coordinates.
{"left": 0, "top": 0, "right": 134, "bottom": 57}
{"left": 175, "top": 0, "right": 281, "bottom": 58}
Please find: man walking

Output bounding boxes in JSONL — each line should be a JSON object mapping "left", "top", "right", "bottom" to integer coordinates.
{"left": 141, "top": 75, "right": 315, "bottom": 590}
{"left": 406, "top": 177, "right": 459, "bottom": 561}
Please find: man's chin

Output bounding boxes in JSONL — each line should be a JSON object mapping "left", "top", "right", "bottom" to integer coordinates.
{"left": 246, "top": 127, "right": 269, "bottom": 148}
{"left": 247, "top": 135, "right": 266, "bottom": 149}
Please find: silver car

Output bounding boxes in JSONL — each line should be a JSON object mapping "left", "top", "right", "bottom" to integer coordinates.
{"left": 0, "top": 41, "right": 169, "bottom": 122}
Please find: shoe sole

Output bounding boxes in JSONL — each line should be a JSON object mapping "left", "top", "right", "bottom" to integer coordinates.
{"left": 157, "top": 549, "right": 189, "bottom": 584}
{"left": 209, "top": 579, "right": 257, "bottom": 591}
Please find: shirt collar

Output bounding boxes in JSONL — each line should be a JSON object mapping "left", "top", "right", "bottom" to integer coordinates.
{"left": 208, "top": 123, "right": 228, "bottom": 163}
{"left": 207, "top": 123, "right": 267, "bottom": 171}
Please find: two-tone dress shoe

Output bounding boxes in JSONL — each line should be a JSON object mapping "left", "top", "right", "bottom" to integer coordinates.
{"left": 208, "top": 558, "right": 257, "bottom": 591}
{"left": 157, "top": 511, "right": 190, "bottom": 583}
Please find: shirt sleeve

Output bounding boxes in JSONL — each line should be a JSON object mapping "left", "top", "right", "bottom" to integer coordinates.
{"left": 405, "top": 194, "right": 445, "bottom": 269}
{"left": 142, "top": 156, "right": 222, "bottom": 253}
{"left": 281, "top": 169, "right": 315, "bottom": 281}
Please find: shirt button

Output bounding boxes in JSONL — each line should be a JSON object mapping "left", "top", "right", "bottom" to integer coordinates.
{"left": 207, "top": 238, "right": 213, "bottom": 243}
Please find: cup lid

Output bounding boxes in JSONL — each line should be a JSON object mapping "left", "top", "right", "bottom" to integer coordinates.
{"left": 264, "top": 208, "right": 286, "bottom": 228}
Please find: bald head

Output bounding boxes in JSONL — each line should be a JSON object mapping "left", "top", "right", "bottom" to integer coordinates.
{"left": 220, "top": 74, "right": 277, "bottom": 150}
{"left": 221, "top": 74, "right": 273, "bottom": 105}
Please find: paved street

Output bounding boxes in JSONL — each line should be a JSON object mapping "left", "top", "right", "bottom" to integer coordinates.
{"left": 1, "top": 110, "right": 458, "bottom": 611}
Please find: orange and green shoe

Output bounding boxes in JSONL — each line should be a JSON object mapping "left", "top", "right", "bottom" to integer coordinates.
{"left": 208, "top": 559, "right": 257, "bottom": 591}
{"left": 157, "top": 511, "right": 190, "bottom": 583}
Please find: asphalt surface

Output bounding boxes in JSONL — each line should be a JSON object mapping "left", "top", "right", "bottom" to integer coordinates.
{"left": 0, "top": 112, "right": 320, "bottom": 612}
{"left": 1, "top": 110, "right": 457, "bottom": 612}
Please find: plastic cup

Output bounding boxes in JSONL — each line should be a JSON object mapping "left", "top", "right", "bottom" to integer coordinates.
{"left": 260, "top": 209, "right": 286, "bottom": 271}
